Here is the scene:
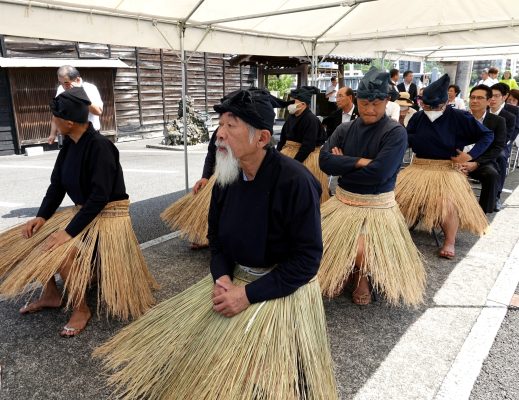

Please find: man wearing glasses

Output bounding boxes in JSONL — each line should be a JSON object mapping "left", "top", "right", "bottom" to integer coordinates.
{"left": 458, "top": 85, "right": 507, "bottom": 213}
{"left": 489, "top": 83, "right": 518, "bottom": 211}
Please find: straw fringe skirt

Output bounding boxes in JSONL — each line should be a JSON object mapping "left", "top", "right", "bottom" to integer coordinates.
{"left": 0, "top": 200, "right": 158, "bottom": 320}
{"left": 319, "top": 188, "right": 426, "bottom": 306}
{"left": 280, "top": 140, "right": 330, "bottom": 203}
{"left": 160, "top": 175, "right": 216, "bottom": 245}
{"left": 395, "top": 157, "right": 489, "bottom": 235}
{"left": 94, "top": 266, "right": 338, "bottom": 400}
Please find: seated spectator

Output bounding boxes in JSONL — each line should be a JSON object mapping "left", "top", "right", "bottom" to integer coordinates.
{"left": 395, "top": 92, "right": 417, "bottom": 127}
{"left": 322, "top": 86, "right": 358, "bottom": 138}
{"left": 385, "top": 86, "right": 401, "bottom": 121}
{"left": 460, "top": 85, "right": 506, "bottom": 213}
{"left": 490, "top": 83, "right": 517, "bottom": 211}
{"left": 500, "top": 70, "right": 518, "bottom": 90}
{"left": 447, "top": 84, "right": 466, "bottom": 110}
{"left": 506, "top": 89, "right": 519, "bottom": 106}
{"left": 488, "top": 67, "right": 500, "bottom": 85}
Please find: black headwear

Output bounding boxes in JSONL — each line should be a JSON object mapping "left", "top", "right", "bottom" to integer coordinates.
{"left": 214, "top": 89, "right": 275, "bottom": 134}
{"left": 290, "top": 86, "right": 319, "bottom": 104}
{"left": 357, "top": 67, "right": 391, "bottom": 101}
{"left": 49, "top": 86, "right": 91, "bottom": 123}
{"left": 422, "top": 74, "right": 450, "bottom": 107}
{"left": 221, "top": 88, "right": 292, "bottom": 108}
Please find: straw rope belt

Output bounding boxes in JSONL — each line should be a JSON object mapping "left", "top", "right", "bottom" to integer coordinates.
{"left": 335, "top": 187, "right": 396, "bottom": 209}
{"left": 410, "top": 156, "right": 456, "bottom": 171}
{"left": 235, "top": 264, "right": 317, "bottom": 284}
{"left": 73, "top": 199, "right": 130, "bottom": 218}
{"left": 284, "top": 140, "right": 320, "bottom": 152}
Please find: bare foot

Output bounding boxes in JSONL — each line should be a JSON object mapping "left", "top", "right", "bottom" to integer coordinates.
{"left": 60, "top": 307, "right": 92, "bottom": 338}
{"left": 352, "top": 276, "right": 372, "bottom": 305}
{"left": 19, "top": 297, "right": 62, "bottom": 315}
{"left": 439, "top": 243, "right": 456, "bottom": 259}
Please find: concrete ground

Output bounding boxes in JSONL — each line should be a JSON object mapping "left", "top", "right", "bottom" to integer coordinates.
{"left": 0, "top": 137, "right": 518, "bottom": 399}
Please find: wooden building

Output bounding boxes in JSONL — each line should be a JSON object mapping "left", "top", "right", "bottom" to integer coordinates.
{"left": 0, "top": 35, "right": 253, "bottom": 155}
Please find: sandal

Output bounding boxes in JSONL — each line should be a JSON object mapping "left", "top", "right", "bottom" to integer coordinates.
{"left": 60, "top": 317, "right": 90, "bottom": 338}
{"left": 19, "top": 300, "right": 61, "bottom": 315}
{"left": 352, "top": 276, "right": 376, "bottom": 305}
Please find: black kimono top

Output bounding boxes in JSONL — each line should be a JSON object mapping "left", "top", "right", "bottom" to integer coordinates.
{"left": 277, "top": 108, "right": 326, "bottom": 162}
{"left": 208, "top": 147, "right": 323, "bottom": 304}
{"left": 319, "top": 115, "right": 407, "bottom": 194}
{"left": 37, "top": 124, "right": 128, "bottom": 237}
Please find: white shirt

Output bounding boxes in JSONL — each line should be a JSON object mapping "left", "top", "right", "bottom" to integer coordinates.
{"left": 385, "top": 101, "right": 400, "bottom": 121}
{"left": 326, "top": 84, "right": 337, "bottom": 102}
{"left": 56, "top": 78, "right": 103, "bottom": 130}
{"left": 341, "top": 104, "right": 355, "bottom": 123}
{"left": 478, "top": 77, "right": 499, "bottom": 87}
{"left": 464, "top": 110, "right": 486, "bottom": 153}
{"left": 404, "top": 82, "right": 412, "bottom": 92}
{"left": 490, "top": 103, "right": 505, "bottom": 116}
{"left": 448, "top": 97, "right": 466, "bottom": 110}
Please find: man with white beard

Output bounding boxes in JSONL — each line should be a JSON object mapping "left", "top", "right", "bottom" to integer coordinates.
{"left": 95, "top": 88, "right": 338, "bottom": 400}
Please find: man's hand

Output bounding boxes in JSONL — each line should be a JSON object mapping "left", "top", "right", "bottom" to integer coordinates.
{"left": 212, "top": 278, "right": 250, "bottom": 317}
{"left": 213, "top": 275, "right": 232, "bottom": 298}
{"left": 22, "top": 217, "right": 46, "bottom": 239}
{"left": 355, "top": 158, "right": 372, "bottom": 168}
{"left": 42, "top": 230, "right": 72, "bottom": 252}
{"left": 331, "top": 147, "right": 343, "bottom": 156}
{"left": 193, "top": 178, "right": 209, "bottom": 194}
{"left": 451, "top": 149, "right": 472, "bottom": 164}
{"left": 47, "top": 133, "right": 57, "bottom": 145}
{"left": 458, "top": 161, "right": 478, "bottom": 175}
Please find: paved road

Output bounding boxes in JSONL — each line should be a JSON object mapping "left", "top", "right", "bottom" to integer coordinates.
{"left": 0, "top": 137, "right": 518, "bottom": 399}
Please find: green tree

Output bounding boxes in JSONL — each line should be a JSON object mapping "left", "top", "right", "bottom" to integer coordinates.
{"left": 267, "top": 74, "right": 295, "bottom": 98}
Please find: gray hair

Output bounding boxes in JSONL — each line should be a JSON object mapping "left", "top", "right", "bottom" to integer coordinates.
{"left": 57, "top": 65, "right": 81, "bottom": 80}
{"left": 246, "top": 122, "right": 272, "bottom": 148}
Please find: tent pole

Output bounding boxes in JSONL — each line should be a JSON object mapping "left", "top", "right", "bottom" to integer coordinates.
{"left": 311, "top": 41, "right": 317, "bottom": 114}
{"left": 180, "top": 23, "right": 189, "bottom": 193}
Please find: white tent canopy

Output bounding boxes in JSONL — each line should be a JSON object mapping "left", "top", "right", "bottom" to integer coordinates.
{"left": 3, "top": 0, "right": 519, "bottom": 190}
{"left": 2, "top": 0, "right": 519, "bottom": 59}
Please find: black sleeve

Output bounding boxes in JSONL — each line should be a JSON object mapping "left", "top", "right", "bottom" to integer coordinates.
{"left": 208, "top": 184, "right": 235, "bottom": 280}
{"left": 36, "top": 150, "right": 67, "bottom": 220}
{"left": 319, "top": 123, "right": 360, "bottom": 176}
{"left": 202, "top": 130, "right": 217, "bottom": 179}
{"left": 64, "top": 140, "right": 118, "bottom": 237}
{"left": 294, "top": 115, "right": 319, "bottom": 162}
{"left": 276, "top": 122, "right": 287, "bottom": 151}
{"left": 244, "top": 175, "right": 323, "bottom": 303}
{"left": 504, "top": 112, "right": 515, "bottom": 142}
{"left": 476, "top": 116, "right": 506, "bottom": 165}
{"left": 338, "top": 126, "right": 407, "bottom": 186}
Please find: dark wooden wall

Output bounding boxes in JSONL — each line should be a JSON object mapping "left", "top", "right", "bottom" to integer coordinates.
{"left": 110, "top": 46, "right": 252, "bottom": 137}
{"left": 0, "top": 35, "right": 254, "bottom": 153}
{"left": 0, "top": 68, "right": 16, "bottom": 155}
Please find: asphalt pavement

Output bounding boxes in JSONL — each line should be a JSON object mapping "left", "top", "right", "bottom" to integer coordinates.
{"left": 0, "top": 137, "right": 518, "bottom": 400}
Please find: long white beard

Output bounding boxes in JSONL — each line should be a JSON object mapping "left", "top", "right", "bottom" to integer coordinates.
{"left": 215, "top": 141, "right": 240, "bottom": 187}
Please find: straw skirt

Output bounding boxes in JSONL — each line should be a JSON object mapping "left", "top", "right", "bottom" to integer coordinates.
{"left": 160, "top": 175, "right": 216, "bottom": 245}
{"left": 280, "top": 140, "right": 330, "bottom": 203}
{"left": 0, "top": 200, "right": 157, "bottom": 320}
{"left": 94, "top": 266, "right": 338, "bottom": 400}
{"left": 319, "top": 188, "right": 426, "bottom": 306}
{"left": 395, "top": 157, "right": 489, "bottom": 235}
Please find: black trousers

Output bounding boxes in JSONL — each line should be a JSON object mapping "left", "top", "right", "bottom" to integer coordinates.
{"left": 496, "top": 142, "right": 512, "bottom": 198}
{"left": 469, "top": 163, "right": 500, "bottom": 213}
